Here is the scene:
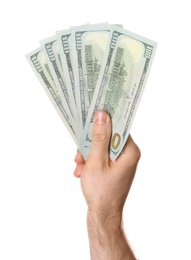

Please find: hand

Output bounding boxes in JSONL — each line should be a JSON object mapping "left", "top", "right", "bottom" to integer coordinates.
{"left": 73, "top": 110, "right": 140, "bottom": 260}
{"left": 74, "top": 110, "right": 141, "bottom": 216}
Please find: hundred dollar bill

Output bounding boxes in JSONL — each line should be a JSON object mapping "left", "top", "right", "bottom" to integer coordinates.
{"left": 56, "top": 29, "right": 77, "bottom": 106}
{"left": 56, "top": 24, "right": 93, "bottom": 106}
{"left": 40, "top": 36, "right": 76, "bottom": 122}
{"left": 81, "top": 25, "right": 157, "bottom": 160}
{"left": 26, "top": 47, "right": 78, "bottom": 146}
{"left": 71, "top": 24, "right": 110, "bottom": 135}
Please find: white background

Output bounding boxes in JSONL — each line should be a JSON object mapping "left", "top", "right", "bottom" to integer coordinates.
{"left": 0, "top": 0, "right": 191, "bottom": 259}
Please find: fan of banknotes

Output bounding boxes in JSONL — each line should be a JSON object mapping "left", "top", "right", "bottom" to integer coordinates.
{"left": 26, "top": 23, "right": 157, "bottom": 160}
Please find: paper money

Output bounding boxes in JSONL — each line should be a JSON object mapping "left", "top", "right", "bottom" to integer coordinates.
{"left": 26, "top": 23, "right": 157, "bottom": 160}
{"left": 40, "top": 36, "right": 76, "bottom": 122}
{"left": 81, "top": 25, "right": 157, "bottom": 160}
{"left": 26, "top": 47, "right": 78, "bottom": 146}
{"left": 71, "top": 24, "right": 110, "bottom": 136}
{"left": 56, "top": 29, "right": 76, "bottom": 106}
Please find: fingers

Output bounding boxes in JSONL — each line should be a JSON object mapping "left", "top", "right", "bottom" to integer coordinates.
{"left": 74, "top": 149, "right": 85, "bottom": 164}
{"left": 88, "top": 110, "right": 111, "bottom": 165}
{"left": 117, "top": 135, "right": 141, "bottom": 166}
{"left": 73, "top": 111, "right": 111, "bottom": 177}
{"left": 73, "top": 163, "right": 84, "bottom": 178}
{"left": 124, "top": 135, "right": 141, "bottom": 159}
{"left": 73, "top": 149, "right": 85, "bottom": 178}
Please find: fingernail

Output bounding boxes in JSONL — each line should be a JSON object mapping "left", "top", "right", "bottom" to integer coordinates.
{"left": 94, "top": 111, "right": 108, "bottom": 124}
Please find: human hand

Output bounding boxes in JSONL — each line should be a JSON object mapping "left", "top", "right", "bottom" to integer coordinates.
{"left": 73, "top": 110, "right": 141, "bottom": 216}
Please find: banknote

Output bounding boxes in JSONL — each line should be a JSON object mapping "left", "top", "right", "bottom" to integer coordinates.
{"left": 56, "top": 29, "right": 77, "bottom": 106}
{"left": 71, "top": 24, "right": 111, "bottom": 136}
{"left": 26, "top": 47, "right": 78, "bottom": 146}
{"left": 81, "top": 25, "right": 157, "bottom": 160}
{"left": 26, "top": 23, "right": 157, "bottom": 160}
{"left": 40, "top": 36, "right": 76, "bottom": 122}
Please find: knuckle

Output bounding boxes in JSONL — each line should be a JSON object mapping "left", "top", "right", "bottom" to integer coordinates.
{"left": 134, "top": 145, "right": 141, "bottom": 161}
{"left": 92, "top": 132, "right": 108, "bottom": 144}
{"left": 129, "top": 145, "right": 141, "bottom": 165}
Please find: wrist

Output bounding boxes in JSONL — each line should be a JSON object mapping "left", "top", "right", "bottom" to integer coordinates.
{"left": 87, "top": 207, "right": 123, "bottom": 233}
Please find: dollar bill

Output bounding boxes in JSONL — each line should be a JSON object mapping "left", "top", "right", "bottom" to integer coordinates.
{"left": 56, "top": 29, "right": 77, "bottom": 106}
{"left": 81, "top": 25, "right": 157, "bottom": 160}
{"left": 40, "top": 36, "right": 76, "bottom": 123}
{"left": 25, "top": 47, "right": 78, "bottom": 146}
{"left": 71, "top": 24, "right": 111, "bottom": 136}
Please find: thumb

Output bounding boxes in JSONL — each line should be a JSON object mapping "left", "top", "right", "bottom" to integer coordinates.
{"left": 88, "top": 110, "right": 111, "bottom": 164}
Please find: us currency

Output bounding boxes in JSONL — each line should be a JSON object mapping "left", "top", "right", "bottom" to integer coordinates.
{"left": 56, "top": 29, "right": 76, "bottom": 106}
{"left": 26, "top": 47, "right": 78, "bottom": 146}
{"left": 40, "top": 36, "right": 76, "bottom": 124}
{"left": 56, "top": 24, "right": 93, "bottom": 106}
{"left": 81, "top": 25, "right": 157, "bottom": 160}
{"left": 71, "top": 24, "right": 110, "bottom": 136}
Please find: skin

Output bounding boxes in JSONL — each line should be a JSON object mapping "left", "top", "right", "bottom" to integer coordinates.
{"left": 73, "top": 110, "right": 141, "bottom": 260}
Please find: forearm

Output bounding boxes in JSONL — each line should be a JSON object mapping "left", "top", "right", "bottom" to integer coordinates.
{"left": 87, "top": 209, "right": 136, "bottom": 260}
